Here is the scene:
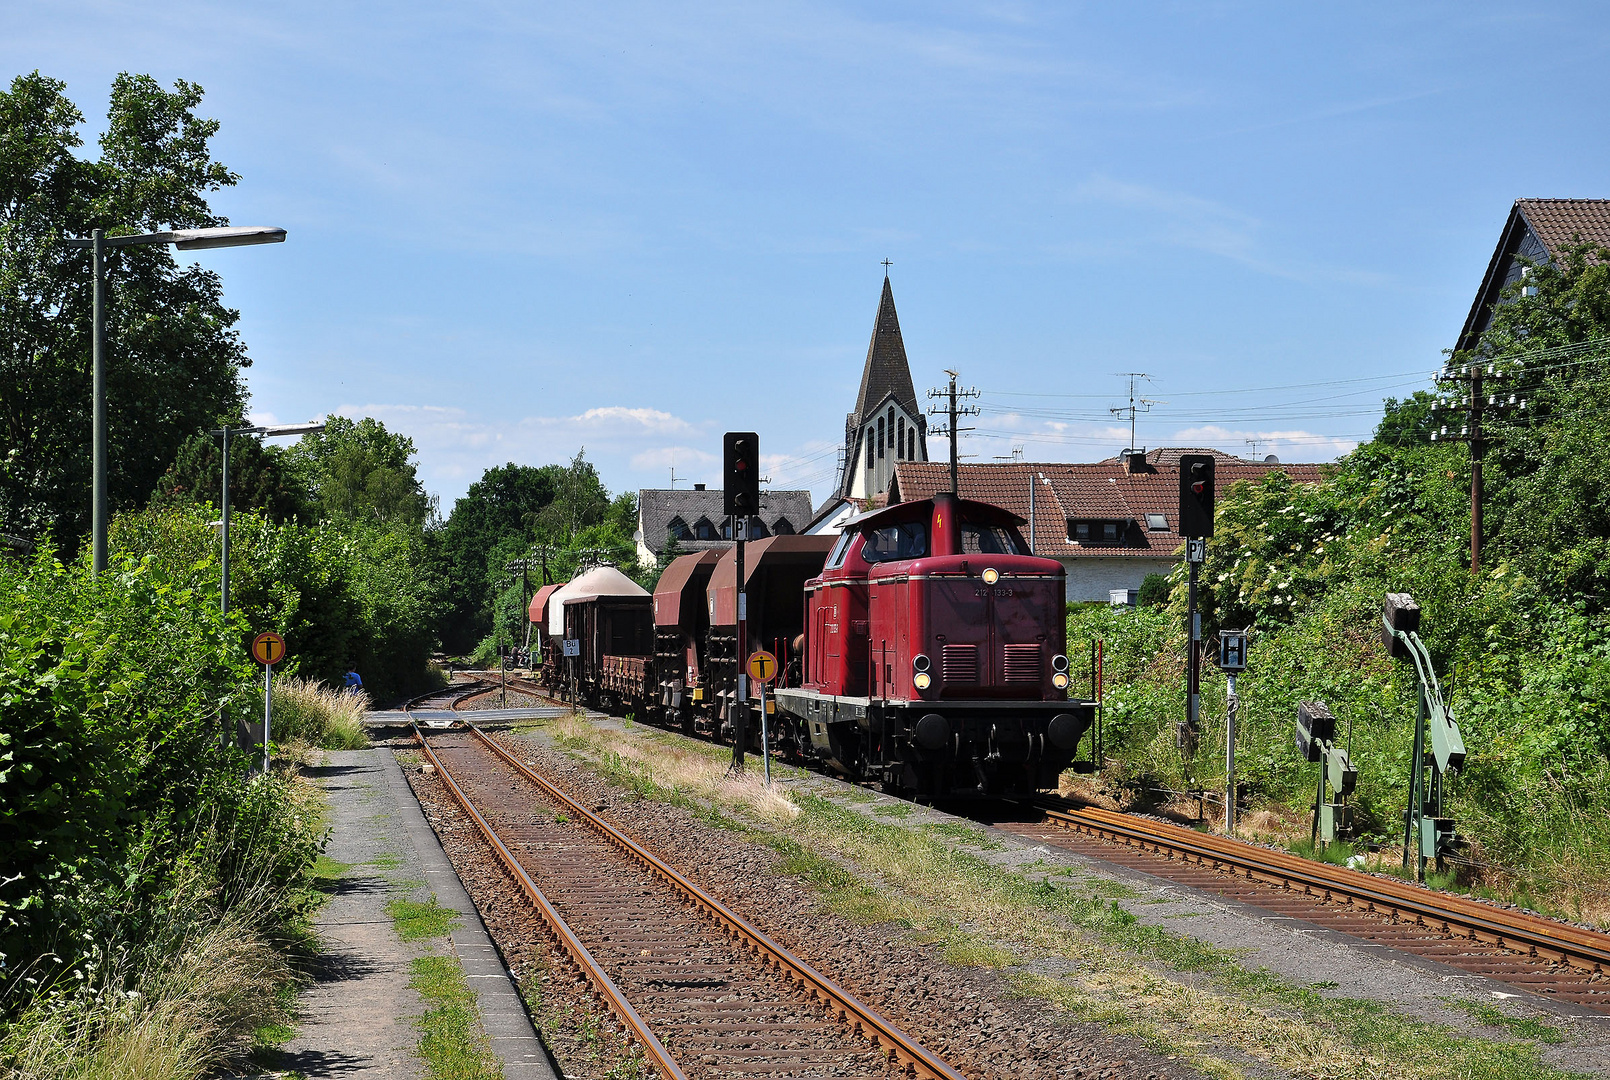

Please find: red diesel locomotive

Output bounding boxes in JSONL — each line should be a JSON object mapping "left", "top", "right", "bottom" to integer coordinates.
{"left": 534, "top": 492, "right": 1093, "bottom": 800}
{"left": 775, "top": 492, "right": 1092, "bottom": 798}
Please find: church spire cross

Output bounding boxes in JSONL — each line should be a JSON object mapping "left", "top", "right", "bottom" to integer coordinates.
{"left": 881, "top": 258, "right": 892, "bottom": 277}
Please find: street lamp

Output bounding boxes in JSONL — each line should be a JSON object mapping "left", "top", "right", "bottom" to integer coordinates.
{"left": 212, "top": 421, "right": 323, "bottom": 615}
{"left": 64, "top": 226, "right": 287, "bottom": 574}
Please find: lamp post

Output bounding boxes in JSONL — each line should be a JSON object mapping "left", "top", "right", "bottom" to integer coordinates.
{"left": 64, "top": 225, "right": 287, "bottom": 574}
{"left": 213, "top": 421, "right": 324, "bottom": 615}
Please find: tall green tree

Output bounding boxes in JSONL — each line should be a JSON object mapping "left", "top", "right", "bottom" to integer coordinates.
{"left": 287, "top": 415, "right": 431, "bottom": 527}
{"left": 148, "top": 430, "right": 310, "bottom": 522}
{"left": 433, "top": 462, "right": 560, "bottom": 653}
{"left": 0, "top": 72, "right": 251, "bottom": 547}
{"left": 1459, "top": 241, "right": 1610, "bottom": 602}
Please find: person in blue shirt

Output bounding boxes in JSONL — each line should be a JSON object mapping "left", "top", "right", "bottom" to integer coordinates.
{"left": 343, "top": 663, "right": 363, "bottom": 691}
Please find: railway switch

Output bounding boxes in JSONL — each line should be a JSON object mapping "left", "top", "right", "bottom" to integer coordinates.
{"left": 1383, "top": 591, "right": 1468, "bottom": 881}
{"left": 1297, "top": 700, "right": 1357, "bottom": 848}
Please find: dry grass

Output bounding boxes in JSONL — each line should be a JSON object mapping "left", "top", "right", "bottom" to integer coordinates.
{"left": 270, "top": 676, "right": 369, "bottom": 750}
{"left": 3, "top": 894, "right": 297, "bottom": 1080}
{"left": 547, "top": 715, "right": 800, "bottom": 825}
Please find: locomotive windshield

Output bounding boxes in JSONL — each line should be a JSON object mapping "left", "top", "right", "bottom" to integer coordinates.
{"left": 961, "top": 522, "right": 1025, "bottom": 555}
{"left": 862, "top": 521, "right": 929, "bottom": 562}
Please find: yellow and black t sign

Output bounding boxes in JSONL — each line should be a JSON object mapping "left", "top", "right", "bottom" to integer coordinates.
{"left": 251, "top": 631, "right": 286, "bottom": 666}
{"left": 747, "top": 649, "right": 778, "bottom": 684}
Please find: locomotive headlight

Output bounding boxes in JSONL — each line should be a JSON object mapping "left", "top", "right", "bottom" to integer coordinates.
{"left": 913, "top": 671, "right": 932, "bottom": 690}
{"left": 1051, "top": 654, "right": 1069, "bottom": 673}
{"left": 1052, "top": 672, "right": 1070, "bottom": 690}
{"left": 982, "top": 567, "right": 1000, "bottom": 585}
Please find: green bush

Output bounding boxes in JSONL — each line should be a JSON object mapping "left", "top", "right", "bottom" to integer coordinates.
{"left": 1137, "top": 573, "right": 1171, "bottom": 608}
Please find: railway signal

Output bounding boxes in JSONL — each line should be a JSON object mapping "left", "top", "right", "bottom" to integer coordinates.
{"left": 249, "top": 631, "right": 287, "bottom": 774}
{"left": 1295, "top": 700, "right": 1357, "bottom": 849}
{"left": 724, "top": 432, "right": 760, "bottom": 517}
{"left": 1177, "top": 454, "right": 1215, "bottom": 539}
{"left": 1217, "top": 629, "right": 1248, "bottom": 833}
{"left": 1177, "top": 455, "right": 1215, "bottom": 765}
{"left": 749, "top": 650, "right": 778, "bottom": 786}
{"left": 724, "top": 432, "right": 759, "bottom": 774}
{"left": 1383, "top": 592, "right": 1467, "bottom": 881}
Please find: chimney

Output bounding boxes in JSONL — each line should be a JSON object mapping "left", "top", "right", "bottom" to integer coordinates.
{"left": 1125, "top": 448, "right": 1148, "bottom": 473}
{"left": 693, "top": 483, "right": 706, "bottom": 491}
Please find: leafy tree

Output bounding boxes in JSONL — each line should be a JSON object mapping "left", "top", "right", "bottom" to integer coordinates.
{"left": 287, "top": 415, "right": 430, "bottom": 527}
{"left": 147, "top": 429, "right": 310, "bottom": 521}
{"left": 1456, "top": 240, "right": 1610, "bottom": 604}
{"left": 432, "top": 463, "right": 560, "bottom": 653}
{"left": 0, "top": 72, "right": 251, "bottom": 547}
{"left": 1373, "top": 390, "right": 1439, "bottom": 447}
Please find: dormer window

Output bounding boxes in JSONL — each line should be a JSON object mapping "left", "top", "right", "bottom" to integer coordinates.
{"left": 1070, "top": 521, "right": 1091, "bottom": 542}
{"left": 1102, "top": 522, "right": 1119, "bottom": 541}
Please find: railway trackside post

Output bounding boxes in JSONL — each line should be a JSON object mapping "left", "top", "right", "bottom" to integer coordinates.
{"left": 1177, "top": 455, "right": 1215, "bottom": 764}
{"left": 1217, "top": 629, "right": 1247, "bottom": 834}
{"left": 724, "top": 432, "right": 760, "bottom": 773}
{"left": 250, "top": 630, "right": 286, "bottom": 774}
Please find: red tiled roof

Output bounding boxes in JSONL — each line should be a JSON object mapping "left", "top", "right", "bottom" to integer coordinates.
{"left": 1517, "top": 199, "right": 1610, "bottom": 262}
{"left": 892, "top": 453, "right": 1326, "bottom": 559}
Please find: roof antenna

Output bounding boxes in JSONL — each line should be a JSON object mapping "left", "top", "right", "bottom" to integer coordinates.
{"left": 668, "top": 452, "right": 684, "bottom": 489}
{"left": 1244, "top": 438, "right": 1260, "bottom": 459}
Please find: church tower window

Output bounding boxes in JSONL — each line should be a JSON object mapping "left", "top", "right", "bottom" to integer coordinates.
{"left": 896, "top": 416, "right": 905, "bottom": 458}
{"left": 877, "top": 416, "right": 885, "bottom": 458}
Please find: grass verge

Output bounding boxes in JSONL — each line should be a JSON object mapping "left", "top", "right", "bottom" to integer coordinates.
{"left": 532, "top": 717, "right": 1593, "bottom": 1080}
{"left": 271, "top": 676, "right": 370, "bottom": 750}
{"left": 409, "top": 956, "right": 504, "bottom": 1080}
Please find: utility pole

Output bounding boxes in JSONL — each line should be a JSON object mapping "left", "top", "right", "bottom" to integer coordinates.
{"left": 1432, "top": 360, "right": 1526, "bottom": 574}
{"left": 926, "top": 370, "right": 979, "bottom": 495}
{"left": 1109, "top": 373, "right": 1160, "bottom": 457}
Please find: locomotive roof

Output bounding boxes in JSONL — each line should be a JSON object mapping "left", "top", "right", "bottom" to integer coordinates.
{"left": 848, "top": 493, "right": 1026, "bottom": 532}
{"left": 547, "top": 566, "right": 650, "bottom": 635}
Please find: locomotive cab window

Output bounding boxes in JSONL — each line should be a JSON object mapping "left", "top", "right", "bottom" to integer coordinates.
{"left": 861, "top": 521, "right": 928, "bottom": 563}
{"left": 825, "top": 530, "right": 853, "bottom": 569}
{"left": 960, "top": 522, "right": 1024, "bottom": 555}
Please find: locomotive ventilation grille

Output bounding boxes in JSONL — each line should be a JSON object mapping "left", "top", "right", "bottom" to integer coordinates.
{"left": 942, "top": 644, "right": 978, "bottom": 684}
{"left": 1002, "top": 644, "right": 1042, "bottom": 683}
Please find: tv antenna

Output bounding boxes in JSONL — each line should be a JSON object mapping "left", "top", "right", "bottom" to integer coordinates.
{"left": 1109, "top": 373, "right": 1162, "bottom": 456}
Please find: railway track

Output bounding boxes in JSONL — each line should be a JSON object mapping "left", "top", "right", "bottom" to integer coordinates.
{"left": 433, "top": 674, "right": 1610, "bottom": 1013}
{"left": 998, "top": 797, "right": 1610, "bottom": 1013}
{"left": 409, "top": 716, "right": 969, "bottom": 1080}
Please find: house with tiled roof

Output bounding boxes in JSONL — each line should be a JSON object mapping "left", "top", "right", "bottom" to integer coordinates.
{"left": 1457, "top": 198, "right": 1610, "bottom": 353}
{"left": 890, "top": 449, "right": 1325, "bottom": 602}
{"left": 806, "top": 274, "right": 930, "bottom": 534}
{"left": 634, "top": 485, "right": 814, "bottom": 567}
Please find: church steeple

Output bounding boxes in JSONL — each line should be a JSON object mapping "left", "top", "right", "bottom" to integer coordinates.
{"left": 839, "top": 275, "right": 927, "bottom": 500}
{"left": 850, "top": 276, "right": 920, "bottom": 430}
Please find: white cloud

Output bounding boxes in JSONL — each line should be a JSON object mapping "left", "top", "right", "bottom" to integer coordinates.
{"left": 1169, "top": 425, "right": 1356, "bottom": 462}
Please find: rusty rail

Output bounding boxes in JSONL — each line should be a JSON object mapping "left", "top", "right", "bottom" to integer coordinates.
{"left": 460, "top": 722, "right": 969, "bottom": 1080}
{"left": 411, "top": 720, "right": 689, "bottom": 1080}
{"left": 1036, "top": 797, "right": 1610, "bottom": 974}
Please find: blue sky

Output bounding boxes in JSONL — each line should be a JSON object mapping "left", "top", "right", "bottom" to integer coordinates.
{"left": 10, "top": 2, "right": 1610, "bottom": 512}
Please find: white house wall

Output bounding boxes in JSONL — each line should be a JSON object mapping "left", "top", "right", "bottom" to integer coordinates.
{"left": 1060, "top": 556, "right": 1176, "bottom": 603}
